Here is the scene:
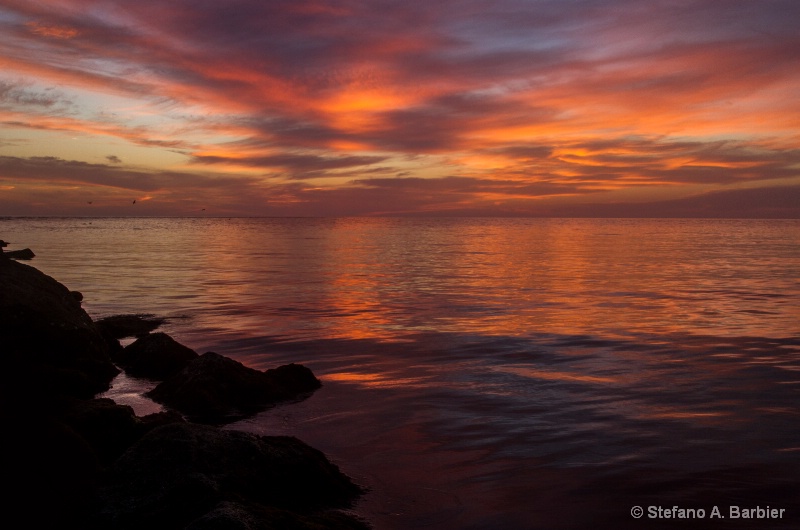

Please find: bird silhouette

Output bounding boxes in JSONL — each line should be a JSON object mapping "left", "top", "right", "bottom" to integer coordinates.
{"left": 132, "top": 199, "right": 136, "bottom": 204}
{"left": 87, "top": 201, "right": 92, "bottom": 204}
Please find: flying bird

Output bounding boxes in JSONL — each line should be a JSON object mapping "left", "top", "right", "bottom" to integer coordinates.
{"left": 87, "top": 201, "right": 92, "bottom": 204}
{"left": 132, "top": 199, "right": 136, "bottom": 204}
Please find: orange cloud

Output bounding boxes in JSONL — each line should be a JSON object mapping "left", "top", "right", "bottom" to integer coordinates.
{"left": 0, "top": 0, "right": 798, "bottom": 217}
{"left": 26, "top": 21, "right": 79, "bottom": 39}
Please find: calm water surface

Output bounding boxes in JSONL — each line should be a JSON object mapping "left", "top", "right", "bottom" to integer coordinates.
{"left": 2, "top": 217, "right": 798, "bottom": 529}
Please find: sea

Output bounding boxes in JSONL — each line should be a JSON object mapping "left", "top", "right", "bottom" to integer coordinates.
{"left": 2, "top": 217, "right": 798, "bottom": 529}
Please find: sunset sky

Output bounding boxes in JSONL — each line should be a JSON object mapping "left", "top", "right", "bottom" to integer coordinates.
{"left": 1, "top": 0, "right": 799, "bottom": 217}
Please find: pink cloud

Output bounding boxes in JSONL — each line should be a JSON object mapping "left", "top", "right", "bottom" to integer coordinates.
{"left": 0, "top": 0, "right": 798, "bottom": 216}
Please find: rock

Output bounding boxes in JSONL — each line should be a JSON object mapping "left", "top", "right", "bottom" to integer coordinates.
{"left": 96, "top": 313, "right": 165, "bottom": 339}
{"left": 4, "top": 248, "right": 35, "bottom": 260}
{"left": 184, "top": 501, "right": 266, "bottom": 530}
{"left": 93, "top": 423, "right": 365, "bottom": 530}
{"left": 2, "top": 417, "right": 102, "bottom": 528}
{"left": 185, "top": 501, "right": 370, "bottom": 530}
{"left": 114, "top": 332, "right": 199, "bottom": 380}
{"left": 146, "top": 352, "right": 321, "bottom": 423}
{"left": 0, "top": 258, "right": 117, "bottom": 398}
{"left": 59, "top": 399, "right": 187, "bottom": 467}
{"left": 60, "top": 397, "right": 142, "bottom": 465}
{"left": 0, "top": 256, "right": 367, "bottom": 530}
{"left": 0, "top": 258, "right": 118, "bottom": 525}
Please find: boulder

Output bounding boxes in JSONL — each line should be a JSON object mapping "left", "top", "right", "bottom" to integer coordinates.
{"left": 93, "top": 422, "right": 365, "bottom": 529}
{"left": 114, "top": 332, "right": 198, "bottom": 380}
{"left": 2, "top": 417, "right": 102, "bottom": 528}
{"left": 4, "top": 248, "right": 35, "bottom": 260}
{"left": 59, "top": 398, "right": 184, "bottom": 466}
{"left": 146, "top": 352, "right": 321, "bottom": 423}
{"left": 184, "top": 501, "right": 370, "bottom": 530}
{"left": 60, "top": 398, "right": 143, "bottom": 465}
{"left": 0, "top": 258, "right": 117, "bottom": 398}
{"left": 96, "top": 313, "right": 165, "bottom": 339}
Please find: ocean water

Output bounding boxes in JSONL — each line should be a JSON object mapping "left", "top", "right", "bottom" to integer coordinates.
{"left": 2, "top": 217, "right": 798, "bottom": 529}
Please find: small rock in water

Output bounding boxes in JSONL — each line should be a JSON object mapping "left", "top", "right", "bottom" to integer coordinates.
{"left": 96, "top": 313, "right": 165, "bottom": 339}
{"left": 114, "top": 332, "right": 199, "bottom": 380}
{"left": 147, "top": 352, "right": 321, "bottom": 423}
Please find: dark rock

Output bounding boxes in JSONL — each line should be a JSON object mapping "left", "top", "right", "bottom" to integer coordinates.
{"left": 4, "top": 248, "right": 35, "bottom": 260}
{"left": 139, "top": 409, "right": 187, "bottom": 429}
{"left": 184, "top": 501, "right": 265, "bottom": 530}
{"left": 265, "top": 362, "right": 325, "bottom": 397}
{"left": 96, "top": 313, "right": 165, "bottom": 339}
{"left": 70, "top": 290, "right": 84, "bottom": 302}
{"left": 2, "top": 417, "right": 101, "bottom": 528}
{"left": 94, "top": 423, "right": 364, "bottom": 530}
{"left": 0, "top": 258, "right": 117, "bottom": 399}
{"left": 60, "top": 398, "right": 144, "bottom": 465}
{"left": 185, "top": 501, "right": 370, "bottom": 530}
{"left": 114, "top": 332, "right": 199, "bottom": 380}
{"left": 58, "top": 399, "right": 188, "bottom": 466}
{"left": 146, "top": 352, "right": 321, "bottom": 423}
{"left": 0, "top": 256, "right": 367, "bottom": 530}
{"left": 0, "top": 257, "right": 118, "bottom": 525}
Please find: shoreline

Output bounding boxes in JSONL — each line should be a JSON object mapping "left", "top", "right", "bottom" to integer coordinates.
{"left": 0, "top": 252, "right": 371, "bottom": 529}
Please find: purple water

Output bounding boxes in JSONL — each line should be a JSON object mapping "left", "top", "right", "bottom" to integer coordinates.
{"left": 2, "top": 217, "right": 798, "bottom": 528}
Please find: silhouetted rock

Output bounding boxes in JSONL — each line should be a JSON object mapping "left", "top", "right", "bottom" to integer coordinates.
{"left": 2, "top": 416, "right": 102, "bottom": 528}
{"left": 93, "top": 422, "right": 365, "bottom": 530}
{"left": 60, "top": 397, "right": 184, "bottom": 466}
{"left": 96, "top": 313, "right": 165, "bottom": 339}
{"left": 147, "top": 352, "right": 321, "bottom": 423}
{"left": 114, "top": 332, "right": 199, "bottom": 380}
{"left": 60, "top": 398, "right": 142, "bottom": 465}
{"left": 4, "top": 248, "right": 35, "bottom": 260}
{"left": 0, "top": 258, "right": 117, "bottom": 399}
{"left": 0, "top": 254, "right": 367, "bottom": 530}
{"left": 185, "top": 501, "right": 370, "bottom": 530}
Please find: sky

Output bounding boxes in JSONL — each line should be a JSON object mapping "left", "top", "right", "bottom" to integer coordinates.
{"left": 1, "top": 0, "right": 799, "bottom": 217}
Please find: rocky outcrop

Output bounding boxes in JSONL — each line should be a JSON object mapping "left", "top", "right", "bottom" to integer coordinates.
{"left": 147, "top": 351, "right": 322, "bottom": 423}
{"left": 93, "top": 423, "right": 366, "bottom": 530}
{"left": 113, "top": 332, "right": 199, "bottom": 379}
{"left": 0, "top": 250, "right": 366, "bottom": 529}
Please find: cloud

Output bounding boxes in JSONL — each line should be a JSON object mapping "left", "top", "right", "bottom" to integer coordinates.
{"left": 351, "top": 176, "right": 589, "bottom": 197}
{"left": 0, "top": 80, "right": 73, "bottom": 110}
{"left": 550, "top": 185, "right": 800, "bottom": 219}
{"left": 0, "top": 0, "right": 798, "bottom": 216}
{"left": 0, "top": 155, "right": 255, "bottom": 192}
{"left": 192, "top": 152, "right": 389, "bottom": 177}
{"left": 25, "top": 21, "right": 80, "bottom": 39}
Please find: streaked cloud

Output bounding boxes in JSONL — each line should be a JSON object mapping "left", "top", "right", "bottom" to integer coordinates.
{"left": 0, "top": 0, "right": 798, "bottom": 216}
{"left": 192, "top": 153, "right": 390, "bottom": 179}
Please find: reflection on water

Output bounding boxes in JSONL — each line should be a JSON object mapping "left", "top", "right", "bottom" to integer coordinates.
{"left": 2, "top": 217, "right": 798, "bottom": 529}
{"left": 6, "top": 217, "right": 798, "bottom": 342}
{"left": 224, "top": 332, "right": 800, "bottom": 529}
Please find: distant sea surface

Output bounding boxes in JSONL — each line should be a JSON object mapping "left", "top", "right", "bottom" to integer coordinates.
{"left": 3, "top": 217, "right": 799, "bottom": 529}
